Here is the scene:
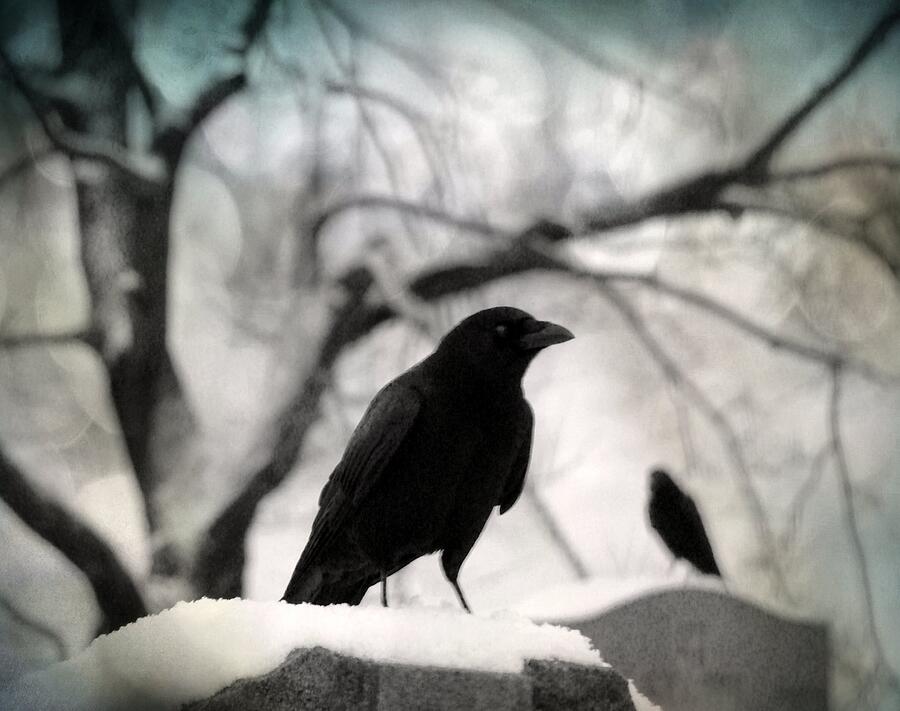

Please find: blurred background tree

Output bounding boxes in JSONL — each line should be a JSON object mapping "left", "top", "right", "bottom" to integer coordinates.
{"left": 0, "top": 1, "right": 898, "bottom": 708}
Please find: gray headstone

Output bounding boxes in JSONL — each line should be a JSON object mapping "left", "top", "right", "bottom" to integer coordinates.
{"left": 378, "top": 661, "right": 530, "bottom": 710}
{"left": 568, "top": 588, "right": 829, "bottom": 711}
{"left": 525, "top": 659, "right": 634, "bottom": 711}
{"left": 183, "top": 647, "right": 379, "bottom": 710}
{"left": 184, "top": 645, "right": 636, "bottom": 710}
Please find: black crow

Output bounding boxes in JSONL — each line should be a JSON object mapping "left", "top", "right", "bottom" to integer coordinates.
{"left": 648, "top": 468, "right": 721, "bottom": 577}
{"left": 282, "top": 307, "right": 574, "bottom": 611}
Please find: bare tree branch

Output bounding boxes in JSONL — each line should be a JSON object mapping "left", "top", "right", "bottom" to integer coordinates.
{"left": 310, "top": 194, "right": 510, "bottom": 245}
{"left": 311, "top": 15, "right": 426, "bottom": 256}
{"left": 596, "top": 281, "right": 794, "bottom": 602}
{"left": 50, "top": 0, "right": 275, "bottom": 579}
{"left": 153, "top": 75, "right": 245, "bottom": 158}
{"left": 192, "top": 269, "right": 379, "bottom": 596}
{"left": 448, "top": 240, "right": 897, "bottom": 379}
{"left": 307, "top": 189, "right": 900, "bottom": 381}
{"left": 194, "top": 227, "right": 900, "bottom": 596}
{"left": 0, "top": 147, "right": 56, "bottom": 190}
{"left": 0, "top": 46, "right": 166, "bottom": 191}
{"left": 0, "top": 594, "right": 67, "bottom": 660}
{"left": 301, "top": 6, "right": 900, "bottom": 287}
{"left": 191, "top": 252, "right": 556, "bottom": 595}
{"left": 577, "top": 4, "right": 900, "bottom": 256}
{"left": 0, "top": 329, "right": 97, "bottom": 350}
{"left": 433, "top": 243, "right": 896, "bottom": 382}
{"left": 152, "top": 0, "right": 276, "bottom": 158}
{"left": 828, "top": 365, "right": 900, "bottom": 692}
{"left": 316, "top": 0, "right": 450, "bottom": 90}
{"left": 581, "top": 169, "right": 742, "bottom": 232}
{"left": 0, "top": 444, "right": 147, "bottom": 634}
{"left": 190, "top": 1, "right": 900, "bottom": 594}
{"left": 239, "top": 0, "right": 276, "bottom": 46}
{"left": 744, "top": 3, "right": 900, "bottom": 175}
{"left": 713, "top": 196, "right": 900, "bottom": 279}
{"left": 316, "top": 174, "right": 900, "bottom": 289}
{"left": 325, "top": 79, "right": 450, "bottom": 200}
{"left": 668, "top": 379, "right": 700, "bottom": 480}
{"left": 324, "top": 80, "right": 431, "bottom": 133}
{"left": 92, "top": 0, "right": 160, "bottom": 117}
{"left": 588, "top": 268, "right": 848, "bottom": 368}
{"left": 198, "top": 169, "right": 898, "bottom": 591}
{"left": 523, "top": 481, "right": 590, "bottom": 580}
{"left": 769, "top": 155, "right": 900, "bottom": 181}
{"left": 782, "top": 444, "right": 830, "bottom": 549}
{"left": 486, "top": 0, "right": 724, "bottom": 128}
{"left": 325, "top": 79, "right": 431, "bottom": 151}
{"left": 522, "top": 421, "right": 593, "bottom": 579}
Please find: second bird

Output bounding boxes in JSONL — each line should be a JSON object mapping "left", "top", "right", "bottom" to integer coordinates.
{"left": 648, "top": 468, "right": 721, "bottom": 577}
{"left": 282, "top": 307, "right": 574, "bottom": 611}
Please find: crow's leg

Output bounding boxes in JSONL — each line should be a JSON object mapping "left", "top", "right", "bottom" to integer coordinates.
{"left": 381, "top": 573, "right": 389, "bottom": 607}
{"left": 441, "top": 546, "right": 475, "bottom": 614}
{"left": 450, "top": 579, "right": 472, "bottom": 613}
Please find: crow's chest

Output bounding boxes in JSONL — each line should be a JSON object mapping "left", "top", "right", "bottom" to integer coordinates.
{"left": 354, "top": 393, "right": 522, "bottom": 552}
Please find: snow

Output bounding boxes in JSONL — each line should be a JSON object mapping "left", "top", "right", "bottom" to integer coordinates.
{"left": 628, "top": 681, "right": 663, "bottom": 711}
{"left": 1, "top": 597, "right": 609, "bottom": 711}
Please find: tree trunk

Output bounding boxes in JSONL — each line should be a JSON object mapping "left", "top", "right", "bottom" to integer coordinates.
{"left": 0, "top": 445, "right": 147, "bottom": 633}
{"left": 73, "top": 122, "right": 199, "bottom": 580}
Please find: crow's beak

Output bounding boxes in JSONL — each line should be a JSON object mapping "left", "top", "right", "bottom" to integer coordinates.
{"left": 518, "top": 320, "right": 575, "bottom": 350}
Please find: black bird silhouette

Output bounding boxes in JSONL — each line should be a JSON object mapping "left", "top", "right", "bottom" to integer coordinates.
{"left": 282, "top": 307, "right": 574, "bottom": 611}
{"left": 648, "top": 468, "right": 721, "bottom": 577}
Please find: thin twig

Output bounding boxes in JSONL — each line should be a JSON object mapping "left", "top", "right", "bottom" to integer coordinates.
{"left": 782, "top": 444, "right": 830, "bottom": 548}
{"left": 770, "top": 155, "right": 900, "bottom": 181}
{"left": 537, "top": 249, "right": 896, "bottom": 383}
{"left": 310, "top": 194, "right": 510, "bottom": 244}
{"left": 0, "top": 329, "right": 97, "bottom": 349}
{"left": 0, "top": 147, "right": 56, "bottom": 189}
{"left": 524, "top": 480, "right": 590, "bottom": 580}
{"left": 713, "top": 196, "right": 900, "bottom": 279}
{"left": 828, "top": 365, "right": 900, "bottom": 692}
{"left": 313, "top": 16, "right": 422, "bottom": 255}
{"left": 325, "top": 79, "right": 450, "bottom": 199}
{"left": 0, "top": 594, "right": 67, "bottom": 660}
{"left": 598, "top": 281, "right": 794, "bottom": 602}
{"left": 486, "top": 0, "right": 724, "bottom": 128}
{"left": 667, "top": 378, "right": 699, "bottom": 479}
{"left": 316, "top": 0, "right": 450, "bottom": 90}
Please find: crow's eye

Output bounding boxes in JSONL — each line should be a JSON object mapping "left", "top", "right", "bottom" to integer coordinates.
{"left": 494, "top": 324, "right": 509, "bottom": 338}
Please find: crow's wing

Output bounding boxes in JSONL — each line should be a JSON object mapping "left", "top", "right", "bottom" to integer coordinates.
{"left": 680, "top": 492, "right": 706, "bottom": 538}
{"left": 292, "top": 380, "right": 421, "bottom": 573}
{"left": 498, "top": 403, "right": 534, "bottom": 515}
{"left": 679, "top": 492, "right": 720, "bottom": 575}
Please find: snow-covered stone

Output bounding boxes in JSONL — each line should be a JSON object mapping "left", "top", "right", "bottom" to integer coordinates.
{"left": 1, "top": 598, "right": 645, "bottom": 711}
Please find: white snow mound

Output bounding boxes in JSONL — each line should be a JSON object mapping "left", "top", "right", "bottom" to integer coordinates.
{"left": 1, "top": 597, "right": 606, "bottom": 711}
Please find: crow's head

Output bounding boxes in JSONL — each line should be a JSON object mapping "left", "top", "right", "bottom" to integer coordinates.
{"left": 650, "top": 468, "right": 680, "bottom": 498}
{"left": 435, "top": 306, "right": 574, "bottom": 384}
